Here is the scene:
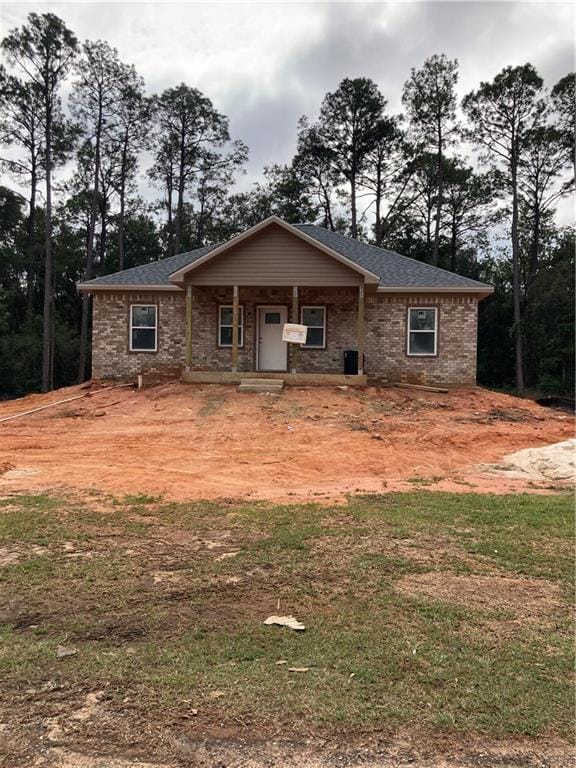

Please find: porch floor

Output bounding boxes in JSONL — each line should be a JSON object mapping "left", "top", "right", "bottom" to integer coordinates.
{"left": 181, "top": 371, "right": 367, "bottom": 386}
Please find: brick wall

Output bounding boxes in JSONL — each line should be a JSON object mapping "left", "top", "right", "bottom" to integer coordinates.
{"left": 190, "top": 286, "right": 357, "bottom": 373}
{"left": 91, "top": 287, "right": 479, "bottom": 386}
{"left": 365, "top": 293, "right": 478, "bottom": 386}
{"left": 92, "top": 291, "right": 186, "bottom": 379}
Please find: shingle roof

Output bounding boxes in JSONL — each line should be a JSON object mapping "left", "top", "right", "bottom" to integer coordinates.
{"left": 79, "top": 221, "right": 491, "bottom": 291}
{"left": 81, "top": 243, "right": 218, "bottom": 286}
{"left": 294, "top": 224, "right": 489, "bottom": 290}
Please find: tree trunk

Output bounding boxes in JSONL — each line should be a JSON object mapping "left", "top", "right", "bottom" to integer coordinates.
{"left": 117, "top": 130, "right": 129, "bottom": 271}
{"left": 175, "top": 127, "right": 186, "bottom": 254}
{"left": 166, "top": 173, "right": 174, "bottom": 257}
{"left": 524, "top": 197, "right": 541, "bottom": 388}
{"left": 78, "top": 107, "right": 103, "bottom": 383}
{"left": 100, "top": 206, "right": 107, "bottom": 269}
{"left": 374, "top": 163, "right": 383, "bottom": 246}
{"left": 510, "top": 161, "right": 525, "bottom": 393}
{"left": 49, "top": 294, "right": 55, "bottom": 391}
{"left": 25, "top": 164, "right": 37, "bottom": 322}
{"left": 425, "top": 199, "right": 432, "bottom": 260}
{"left": 175, "top": 175, "right": 185, "bottom": 253}
{"left": 350, "top": 172, "right": 357, "bottom": 239}
{"left": 450, "top": 220, "right": 457, "bottom": 273}
{"left": 432, "top": 121, "right": 443, "bottom": 266}
{"left": 41, "top": 102, "right": 53, "bottom": 393}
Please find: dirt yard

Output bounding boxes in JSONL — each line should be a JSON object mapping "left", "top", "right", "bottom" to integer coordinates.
{"left": 0, "top": 381, "right": 573, "bottom": 501}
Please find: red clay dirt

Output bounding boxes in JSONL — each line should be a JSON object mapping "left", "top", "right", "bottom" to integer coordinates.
{"left": 0, "top": 381, "right": 573, "bottom": 501}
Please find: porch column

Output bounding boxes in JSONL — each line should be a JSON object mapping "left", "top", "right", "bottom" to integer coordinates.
{"left": 231, "top": 285, "right": 239, "bottom": 373}
{"left": 185, "top": 285, "right": 193, "bottom": 372}
{"left": 291, "top": 286, "right": 298, "bottom": 374}
{"left": 357, "top": 284, "right": 365, "bottom": 376}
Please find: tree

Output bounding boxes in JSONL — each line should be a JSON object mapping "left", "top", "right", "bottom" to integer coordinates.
{"left": 551, "top": 72, "right": 575, "bottom": 179}
{"left": 199, "top": 163, "right": 315, "bottom": 244}
{"left": 358, "top": 118, "right": 420, "bottom": 246}
{"left": 463, "top": 63, "right": 545, "bottom": 392}
{"left": 0, "top": 68, "right": 44, "bottom": 316}
{"left": 526, "top": 228, "right": 575, "bottom": 394}
{"left": 441, "top": 159, "right": 494, "bottom": 271}
{"left": 295, "top": 118, "right": 341, "bottom": 231}
{"left": 71, "top": 40, "right": 130, "bottom": 381}
{"left": 402, "top": 54, "right": 459, "bottom": 265}
{"left": 519, "top": 123, "right": 572, "bottom": 283}
{"left": 303, "top": 78, "right": 386, "bottom": 238}
{"left": 112, "top": 71, "right": 150, "bottom": 271}
{"left": 107, "top": 211, "right": 162, "bottom": 271}
{"left": 253, "top": 164, "right": 318, "bottom": 223}
{"left": 517, "top": 121, "right": 573, "bottom": 388}
{"left": 405, "top": 152, "right": 440, "bottom": 261}
{"left": 149, "top": 139, "right": 177, "bottom": 256}
{"left": 187, "top": 141, "right": 247, "bottom": 248}
{"left": 2, "top": 13, "right": 78, "bottom": 391}
{"left": 149, "top": 84, "right": 231, "bottom": 256}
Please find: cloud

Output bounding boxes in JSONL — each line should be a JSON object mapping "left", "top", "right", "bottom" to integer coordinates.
{"left": 1, "top": 0, "right": 573, "bottom": 220}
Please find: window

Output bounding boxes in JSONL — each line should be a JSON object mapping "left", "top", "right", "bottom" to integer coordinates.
{"left": 301, "top": 306, "right": 326, "bottom": 348}
{"left": 130, "top": 304, "right": 157, "bottom": 352}
{"left": 218, "top": 305, "right": 244, "bottom": 347}
{"left": 407, "top": 308, "right": 437, "bottom": 356}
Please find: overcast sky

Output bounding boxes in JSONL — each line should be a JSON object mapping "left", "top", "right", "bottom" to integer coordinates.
{"left": 1, "top": 1, "right": 574, "bottom": 215}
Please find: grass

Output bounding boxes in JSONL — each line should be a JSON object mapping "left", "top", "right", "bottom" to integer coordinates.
{"left": 0, "top": 490, "right": 573, "bottom": 743}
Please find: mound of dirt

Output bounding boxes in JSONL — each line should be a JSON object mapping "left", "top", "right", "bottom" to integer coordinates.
{"left": 502, "top": 438, "right": 575, "bottom": 481}
{"left": 0, "top": 383, "right": 572, "bottom": 502}
{"left": 395, "top": 572, "right": 563, "bottom": 622}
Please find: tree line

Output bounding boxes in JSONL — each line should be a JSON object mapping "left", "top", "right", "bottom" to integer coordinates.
{"left": 0, "top": 12, "right": 573, "bottom": 397}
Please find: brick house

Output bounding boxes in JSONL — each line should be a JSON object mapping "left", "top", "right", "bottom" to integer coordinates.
{"left": 78, "top": 216, "right": 493, "bottom": 387}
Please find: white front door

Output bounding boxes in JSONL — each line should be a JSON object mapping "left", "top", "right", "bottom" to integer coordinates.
{"left": 257, "top": 306, "right": 288, "bottom": 372}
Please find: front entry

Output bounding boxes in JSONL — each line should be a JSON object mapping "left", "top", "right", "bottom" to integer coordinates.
{"left": 257, "top": 306, "right": 288, "bottom": 371}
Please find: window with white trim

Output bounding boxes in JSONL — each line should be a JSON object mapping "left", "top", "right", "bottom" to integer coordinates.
{"left": 301, "top": 306, "right": 326, "bottom": 348}
{"left": 218, "top": 305, "right": 244, "bottom": 347}
{"left": 130, "top": 304, "right": 157, "bottom": 352}
{"left": 407, "top": 308, "right": 437, "bottom": 356}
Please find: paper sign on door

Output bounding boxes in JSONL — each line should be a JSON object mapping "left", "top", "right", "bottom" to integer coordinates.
{"left": 282, "top": 323, "right": 308, "bottom": 344}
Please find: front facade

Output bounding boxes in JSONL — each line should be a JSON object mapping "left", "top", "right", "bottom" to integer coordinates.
{"left": 80, "top": 217, "right": 493, "bottom": 387}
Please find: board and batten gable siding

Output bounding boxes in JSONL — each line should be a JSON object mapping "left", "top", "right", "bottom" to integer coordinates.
{"left": 187, "top": 223, "right": 364, "bottom": 286}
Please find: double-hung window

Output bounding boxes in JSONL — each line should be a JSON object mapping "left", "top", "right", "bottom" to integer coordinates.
{"left": 218, "top": 305, "right": 244, "bottom": 347}
{"left": 407, "top": 307, "right": 437, "bottom": 356}
{"left": 130, "top": 305, "right": 157, "bottom": 352}
{"left": 301, "top": 306, "right": 326, "bottom": 348}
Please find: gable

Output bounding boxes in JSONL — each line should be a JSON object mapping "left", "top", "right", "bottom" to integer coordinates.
{"left": 184, "top": 223, "right": 364, "bottom": 286}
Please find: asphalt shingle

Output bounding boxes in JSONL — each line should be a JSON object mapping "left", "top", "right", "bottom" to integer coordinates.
{"left": 81, "top": 243, "right": 218, "bottom": 286}
{"left": 294, "top": 224, "right": 489, "bottom": 289}
{"left": 80, "top": 222, "right": 491, "bottom": 290}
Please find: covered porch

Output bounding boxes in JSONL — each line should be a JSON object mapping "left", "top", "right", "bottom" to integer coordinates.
{"left": 181, "top": 283, "right": 369, "bottom": 383}
{"left": 167, "top": 216, "right": 380, "bottom": 385}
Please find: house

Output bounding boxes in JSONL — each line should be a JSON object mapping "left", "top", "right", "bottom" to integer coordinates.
{"left": 77, "top": 216, "right": 493, "bottom": 387}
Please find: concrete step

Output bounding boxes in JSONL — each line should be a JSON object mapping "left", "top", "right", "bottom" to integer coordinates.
{"left": 239, "top": 378, "right": 284, "bottom": 387}
{"left": 238, "top": 380, "right": 284, "bottom": 394}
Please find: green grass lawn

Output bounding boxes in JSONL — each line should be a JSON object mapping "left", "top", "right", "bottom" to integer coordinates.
{"left": 0, "top": 490, "right": 573, "bottom": 745}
